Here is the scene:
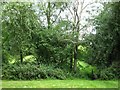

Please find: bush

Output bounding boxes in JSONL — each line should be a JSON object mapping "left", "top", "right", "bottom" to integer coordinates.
{"left": 76, "top": 61, "right": 119, "bottom": 80}
{"left": 99, "top": 66, "right": 120, "bottom": 80}
{"left": 77, "top": 62, "right": 97, "bottom": 79}
{"left": 2, "top": 63, "right": 66, "bottom": 80}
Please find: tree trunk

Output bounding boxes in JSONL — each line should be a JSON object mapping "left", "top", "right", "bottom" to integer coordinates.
{"left": 20, "top": 49, "right": 23, "bottom": 63}
{"left": 73, "top": 44, "right": 78, "bottom": 73}
{"left": 70, "top": 49, "right": 73, "bottom": 71}
{"left": 47, "top": 2, "right": 51, "bottom": 29}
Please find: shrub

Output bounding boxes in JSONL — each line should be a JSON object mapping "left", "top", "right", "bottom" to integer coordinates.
{"left": 2, "top": 63, "right": 66, "bottom": 80}
{"left": 99, "top": 66, "right": 120, "bottom": 80}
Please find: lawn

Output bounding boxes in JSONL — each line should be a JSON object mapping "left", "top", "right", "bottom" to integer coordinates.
{"left": 2, "top": 79, "right": 118, "bottom": 88}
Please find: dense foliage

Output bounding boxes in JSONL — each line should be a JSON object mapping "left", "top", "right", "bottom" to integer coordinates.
{"left": 2, "top": 2, "right": 120, "bottom": 80}
{"left": 84, "top": 2, "right": 120, "bottom": 79}
{"left": 2, "top": 63, "right": 67, "bottom": 80}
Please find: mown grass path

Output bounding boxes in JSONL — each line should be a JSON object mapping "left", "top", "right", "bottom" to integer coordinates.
{"left": 2, "top": 79, "right": 118, "bottom": 88}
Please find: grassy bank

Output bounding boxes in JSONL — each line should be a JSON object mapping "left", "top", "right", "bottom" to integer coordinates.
{"left": 2, "top": 79, "right": 118, "bottom": 88}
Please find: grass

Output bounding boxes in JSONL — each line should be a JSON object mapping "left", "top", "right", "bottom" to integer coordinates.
{"left": 2, "top": 79, "right": 118, "bottom": 88}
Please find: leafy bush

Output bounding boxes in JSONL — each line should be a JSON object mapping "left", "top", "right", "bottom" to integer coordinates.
{"left": 99, "top": 66, "right": 120, "bottom": 80}
{"left": 76, "top": 61, "right": 97, "bottom": 79}
{"left": 2, "top": 63, "right": 66, "bottom": 80}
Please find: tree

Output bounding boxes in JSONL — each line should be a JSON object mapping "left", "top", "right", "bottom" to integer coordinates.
{"left": 66, "top": 0, "right": 98, "bottom": 73}
{"left": 32, "top": 2, "right": 72, "bottom": 66}
{"left": 2, "top": 2, "right": 39, "bottom": 63}
{"left": 84, "top": 2, "right": 120, "bottom": 69}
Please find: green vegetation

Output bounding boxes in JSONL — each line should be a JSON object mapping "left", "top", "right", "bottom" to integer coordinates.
{"left": 1, "top": 1, "right": 120, "bottom": 88}
{"left": 2, "top": 63, "right": 67, "bottom": 80}
{"left": 2, "top": 80, "right": 118, "bottom": 88}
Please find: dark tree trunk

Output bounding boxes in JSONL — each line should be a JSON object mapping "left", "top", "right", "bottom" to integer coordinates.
{"left": 70, "top": 50, "right": 73, "bottom": 71}
{"left": 20, "top": 49, "right": 23, "bottom": 63}
{"left": 47, "top": 2, "right": 51, "bottom": 29}
{"left": 73, "top": 44, "right": 78, "bottom": 73}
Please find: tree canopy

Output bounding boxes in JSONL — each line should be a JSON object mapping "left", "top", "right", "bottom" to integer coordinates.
{"left": 2, "top": 1, "right": 120, "bottom": 80}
